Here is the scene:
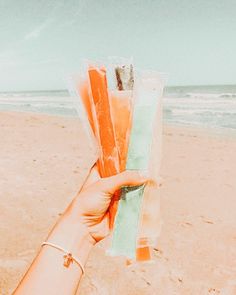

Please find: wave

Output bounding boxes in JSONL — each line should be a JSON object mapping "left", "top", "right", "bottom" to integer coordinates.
{"left": 0, "top": 97, "right": 76, "bottom": 104}
{"left": 185, "top": 92, "right": 236, "bottom": 99}
{"left": 0, "top": 101, "right": 76, "bottom": 110}
{"left": 167, "top": 108, "right": 236, "bottom": 115}
{"left": 164, "top": 98, "right": 236, "bottom": 108}
{"left": 0, "top": 90, "right": 69, "bottom": 98}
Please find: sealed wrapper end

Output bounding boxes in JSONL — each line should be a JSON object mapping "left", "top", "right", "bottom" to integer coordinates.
{"left": 88, "top": 67, "right": 119, "bottom": 177}
{"left": 110, "top": 71, "right": 165, "bottom": 261}
{"left": 135, "top": 237, "right": 154, "bottom": 262}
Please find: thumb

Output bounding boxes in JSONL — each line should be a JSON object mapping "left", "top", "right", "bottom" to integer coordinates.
{"left": 99, "top": 170, "right": 149, "bottom": 194}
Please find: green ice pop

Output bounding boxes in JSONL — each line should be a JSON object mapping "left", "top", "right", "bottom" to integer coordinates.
{"left": 110, "top": 87, "right": 159, "bottom": 258}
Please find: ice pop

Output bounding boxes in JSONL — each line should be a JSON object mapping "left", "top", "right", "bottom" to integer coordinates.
{"left": 88, "top": 67, "right": 119, "bottom": 177}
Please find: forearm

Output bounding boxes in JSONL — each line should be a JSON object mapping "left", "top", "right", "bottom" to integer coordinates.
{"left": 13, "top": 167, "right": 146, "bottom": 294}
{"left": 14, "top": 213, "right": 95, "bottom": 295}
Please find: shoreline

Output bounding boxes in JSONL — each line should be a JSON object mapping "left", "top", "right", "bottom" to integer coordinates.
{"left": 164, "top": 123, "right": 236, "bottom": 141}
{"left": 1, "top": 110, "right": 236, "bottom": 140}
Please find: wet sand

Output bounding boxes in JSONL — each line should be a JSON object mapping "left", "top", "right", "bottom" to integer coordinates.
{"left": 0, "top": 112, "right": 235, "bottom": 294}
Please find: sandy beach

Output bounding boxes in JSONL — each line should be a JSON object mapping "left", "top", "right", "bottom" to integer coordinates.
{"left": 0, "top": 111, "right": 236, "bottom": 295}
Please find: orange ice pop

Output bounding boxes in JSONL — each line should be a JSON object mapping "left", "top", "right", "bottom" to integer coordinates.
{"left": 88, "top": 67, "right": 119, "bottom": 177}
{"left": 110, "top": 90, "right": 133, "bottom": 172}
{"left": 136, "top": 247, "right": 151, "bottom": 261}
{"left": 136, "top": 238, "right": 151, "bottom": 261}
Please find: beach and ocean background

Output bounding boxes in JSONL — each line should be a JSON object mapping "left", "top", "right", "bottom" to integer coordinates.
{"left": 1, "top": 84, "right": 235, "bottom": 132}
{"left": 1, "top": 0, "right": 236, "bottom": 293}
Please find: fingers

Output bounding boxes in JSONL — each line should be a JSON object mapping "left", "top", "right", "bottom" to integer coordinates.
{"left": 99, "top": 170, "right": 149, "bottom": 194}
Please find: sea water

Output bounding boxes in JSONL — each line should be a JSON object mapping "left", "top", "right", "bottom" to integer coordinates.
{"left": 0, "top": 90, "right": 77, "bottom": 117}
{"left": 164, "top": 84, "right": 236, "bottom": 130}
{"left": 0, "top": 85, "right": 236, "bottom": 130}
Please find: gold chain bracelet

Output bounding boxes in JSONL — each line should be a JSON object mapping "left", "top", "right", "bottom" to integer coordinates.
{"left": 41, "top": 242, "right": 85, "bottom": 274}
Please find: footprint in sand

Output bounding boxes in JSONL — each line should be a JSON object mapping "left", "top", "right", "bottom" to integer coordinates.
{"left": 153, "top": 248, "right": 163, "bottom": 258}
{"left": 208, "top": 287, "right": 220, "bottom": 294}
{"left": 200, "top": 215, "right": 214, "bottom": 224}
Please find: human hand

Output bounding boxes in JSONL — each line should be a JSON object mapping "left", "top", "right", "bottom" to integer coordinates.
{"left": 13, "top": 167, "right": 149, "bottom": 295}
{"left": 69, "top": 165, "right": 148, "bottom": 243}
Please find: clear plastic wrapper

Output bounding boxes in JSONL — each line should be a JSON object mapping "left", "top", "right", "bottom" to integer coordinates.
{"left": 136, "top": 72, "right": 164, "bottom": 261}
{"left": 67, "top": 74, "right": 98, "bottom": 157}
{"left": 110, "top": 71, "right": 165, "bottom": 260}
{"left": 106, "top": 58, "right": 135, "bottom": 228}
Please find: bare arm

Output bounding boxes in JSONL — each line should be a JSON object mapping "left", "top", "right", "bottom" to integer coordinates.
{"left": 14, "top": 167, "right": 147, "bottom": 295}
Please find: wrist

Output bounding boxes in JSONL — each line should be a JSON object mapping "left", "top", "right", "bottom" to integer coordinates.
{"left": 46, "top": 215, "right": 95, "bottom": 266}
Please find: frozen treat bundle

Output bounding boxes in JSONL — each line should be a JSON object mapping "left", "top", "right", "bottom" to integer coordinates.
{"left": 70, "top": 59, "right": 165, "bottom": 262}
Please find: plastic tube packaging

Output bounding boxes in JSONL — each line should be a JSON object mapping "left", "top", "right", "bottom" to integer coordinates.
{"left": 107, "top": 59, "right": 134, "bottom": 229}
{"left": 70, "top": 61, "right": 134, "bottom": 230}
{"left": 110, "top": 71, "right": 164, "bottom": 260}
{"left": 67, "top": 74, "right": 98, "bottom": 156}
{"left": 136, "top": 73, "right": 164, "bottom": 260}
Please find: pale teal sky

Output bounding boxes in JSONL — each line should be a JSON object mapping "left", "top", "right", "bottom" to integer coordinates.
{"left": 0, "top": 0, "right": 236, "bottom": 91}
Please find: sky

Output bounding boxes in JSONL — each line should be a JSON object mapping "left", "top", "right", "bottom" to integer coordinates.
{"left": 0, "top": 0, "right": 236, "bottom": 91}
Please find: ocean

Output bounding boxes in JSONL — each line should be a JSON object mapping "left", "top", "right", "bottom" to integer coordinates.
{"left": 164, "top": 85, "right": 236, "bottom": 130}
{"left": 0, "top": 85, "right": 236, "bottom": 131}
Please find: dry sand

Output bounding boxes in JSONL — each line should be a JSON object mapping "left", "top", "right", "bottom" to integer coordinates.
{"left": 0, "top": 112, "right": 235, "bottom": 295}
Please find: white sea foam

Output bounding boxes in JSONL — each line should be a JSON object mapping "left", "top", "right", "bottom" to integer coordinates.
{"left": 185, "top": 92, "right": 234, "bottom": 99}
{"left": 171, "top": 109, "right": 236, "bottom": 115}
